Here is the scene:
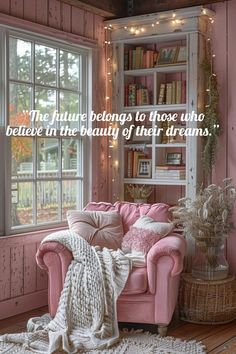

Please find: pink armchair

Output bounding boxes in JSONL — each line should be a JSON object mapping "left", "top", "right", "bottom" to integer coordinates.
{"left": 36, "top": 201, "right": 186, "bottom": 336}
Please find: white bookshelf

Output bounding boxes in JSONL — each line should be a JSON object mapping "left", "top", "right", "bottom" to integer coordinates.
{"left": 107, "top": 6, "right": 214, "bottom": 206}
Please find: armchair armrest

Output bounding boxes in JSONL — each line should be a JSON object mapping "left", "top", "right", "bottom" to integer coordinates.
{"left": 36, "top": 241, "right": 73, "bottom": 316}
{"left": 147, "top": 235, "right": 186, "bottom": 294}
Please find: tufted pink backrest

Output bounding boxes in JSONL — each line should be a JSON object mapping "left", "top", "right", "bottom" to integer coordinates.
{"left": 84, "top": 201, "right": 170, "bottom": 233}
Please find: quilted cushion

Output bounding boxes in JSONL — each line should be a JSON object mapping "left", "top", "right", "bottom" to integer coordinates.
{"left": 114, "top": 201, "right": 170, "bottom": 233}
{"left": 67, "top": 210, "right": 123, "bottom": 249}
{"left": 122, "top": 226, "right": 161, "bottom": 254}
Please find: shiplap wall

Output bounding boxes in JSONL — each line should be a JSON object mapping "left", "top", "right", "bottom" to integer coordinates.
{"left": 0, "top": 0, "right": 107, "bottom": 319}
{"left": 212, "top": 0, "right": 236, "bottom": 275}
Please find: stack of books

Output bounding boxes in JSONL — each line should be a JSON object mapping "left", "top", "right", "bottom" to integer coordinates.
{"left": 155, "top": 165, "right": 186, "bottom": 180}
{"left": 158, "top": 80, "right": 186, "bottom": 105}
{"left": 124, "top": 47, "right": 159, "bottom": 70}
{"left": 124, "top": 84, "right": 150, "bottom": 106}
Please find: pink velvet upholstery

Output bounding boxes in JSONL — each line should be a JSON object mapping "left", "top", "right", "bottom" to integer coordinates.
{"left": 36, "top": 202, "right": 186, "bottom": 332}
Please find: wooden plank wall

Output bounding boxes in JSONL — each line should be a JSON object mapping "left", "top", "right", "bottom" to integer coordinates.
{"left": 212, "top": 0, "right": 236, "bottom": 274}
{"left": 0, "top": 230, "right": 50, "bottom": 319}
{"left": 0, "top": 0, "right": 107, "bottom": 319}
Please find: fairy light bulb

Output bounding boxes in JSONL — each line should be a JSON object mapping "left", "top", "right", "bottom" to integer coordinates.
{"left": 156, "top": 21, "right": 160, "bottom": 25}
{"left": 151, "top": 23, "right": 155, "bottom": 27}
{"left": 172, "top": 12, "right": 176, "bottom": 18}
{"left": 130, "top": 27, "right": 135, "bottom": 33}
{"left": 141, "top": 27, "right": 145, "bottom": 32}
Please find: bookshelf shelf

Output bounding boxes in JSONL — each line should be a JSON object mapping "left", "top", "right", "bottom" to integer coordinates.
{"left": 124, "top": 178, "right": 187, "bottom": 186}
{"left": 123, "top": 104, "right": 187, "bottom": 113}
{"left": 124, "top": 64, "right": 187, "bottom": 76}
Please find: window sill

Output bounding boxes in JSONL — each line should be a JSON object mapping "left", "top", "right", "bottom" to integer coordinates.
{"left": 0, "top": 225, "right": 68, "bottom": 240}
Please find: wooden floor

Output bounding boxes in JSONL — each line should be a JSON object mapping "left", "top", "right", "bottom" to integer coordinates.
{"left": 0, "top": 307, "right": 236, "bottom": 353}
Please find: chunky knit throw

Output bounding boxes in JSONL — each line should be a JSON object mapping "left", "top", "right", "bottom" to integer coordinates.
{"left": 0, "top": 230, "right": 134, "bottom": 354}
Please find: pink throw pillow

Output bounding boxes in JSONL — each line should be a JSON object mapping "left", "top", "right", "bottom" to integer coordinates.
{"left": 122, "top": 226, "right": 162, "bottom": 255}
{"left": 67, "top": 210, "right": 123, "bottom": 250}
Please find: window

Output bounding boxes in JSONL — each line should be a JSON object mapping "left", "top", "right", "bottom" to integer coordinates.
{"left": 0, "top": 29, "right": 91, "bottom": 234}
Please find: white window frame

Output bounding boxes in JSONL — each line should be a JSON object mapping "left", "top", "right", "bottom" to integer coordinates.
{"left": 0, "top": 26, "right": 92, "bottom": 235}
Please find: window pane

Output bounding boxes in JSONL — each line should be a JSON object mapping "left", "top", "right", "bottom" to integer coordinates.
{"left": 9, "top": 37, "right": 31, "bottom": 82}
{"left": 62, "top": 139, "right": 82, "bottom": 177}
{"left": 12, "top": 182, "right": 33, "bottom": 227}
{"left": 35, "top": 87, "right": 56, "bottom": 127}
{"left": 11, "top": 137, "right": 33, "bottom": 179}
{"left": 35, "top": 44, "right": 57, "bottom": 86}
{"left": 60, "top": 91, "right": 80, "bottom": 129}
{"left": 37, "top": 138, "right": 59, "bottom": 177}
{"left": 37, "top": 181, "right": 59, "bottom": 223}
{"left": 9, "top": 83, "right": 31, "bottom": 126}
{"left": 60, "top": 50, "right": 80, "bottom": 90}
{"left": 62, "top": 180, "right": 82, "bottom": 219}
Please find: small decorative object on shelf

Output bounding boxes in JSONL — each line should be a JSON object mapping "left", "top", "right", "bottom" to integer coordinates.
{"left": 179, "top": 273, "right": 236, "bottom": 324}
{"left": 175, "top": 178, "right": 236, "bottom": 280}
{"left": 127, "top": 184, "right": 153, "bottom": 203}
{"left": 137, "top": 159, "right": 152, "bottom": 178}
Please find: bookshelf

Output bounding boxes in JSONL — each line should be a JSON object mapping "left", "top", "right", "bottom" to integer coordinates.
{"left": 107, "top": 6, "right": 214, "bottom": 206}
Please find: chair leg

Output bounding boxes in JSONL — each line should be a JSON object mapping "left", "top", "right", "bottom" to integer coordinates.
{"left": 158, "top": 325, "right": 168, "bottom": 337}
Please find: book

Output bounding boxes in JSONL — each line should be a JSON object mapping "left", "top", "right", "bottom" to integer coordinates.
{"left": 124, "top": 49, "right": 129, "bottom": 70}
{"left": 158, "top": 83, "right": 166, "bottom": 105}
{"left": 181, "top": 80, "right": 186, "bottom": 103}
{"left": 176, "top": 81, "right": 182, "bottom": 104}
{"left": 166, "top": 83, "right": 172, "bottom": 105}
{"left": 155, "top": 175, "right": 186, "bottom": 180}
{"left": 171, "top": 81, "right": 176, "bottom": 104}
{"left": 127, "top": 150, "right": 133, "bottom": 177}
{"left": 156, "top": 165, "right": 186, "bottom": 170}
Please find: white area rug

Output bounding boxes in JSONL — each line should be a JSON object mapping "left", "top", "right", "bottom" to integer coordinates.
{"left": 87, "top": 330, "right": 206, "bottom": 354}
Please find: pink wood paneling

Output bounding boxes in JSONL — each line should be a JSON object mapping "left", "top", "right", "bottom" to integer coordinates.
{"left": 0, "top": 229, "right": 65, "bottom": 319}
{"left": 213, "top": 0, "right": 236, "bottom": 274}
{"left": 212, "top": 3, "right": 227, "bottom": 184}
{"left": 0, "top": 247, "right": 11, "bottom": 301}
{"left": 36, "top": 0, "right": 48, "bottom": 26}
{"left": 24, "top": 243, "right": 37, "bottom": 294}
{"left": 23, "top": 0, "right": 36, "bottom": 22}
{"left": 10, "top": 0, "right": 23, "bottom": 18}
{"left": 61, "top": 2, "right": 71, "bottom": 33}
{"left": 84, "top": 11, "right": 94, "bottom": 39}
{"left": 10, "top": 245, "right": 24, "bottom": 297}
{"left": 48, "top": 0, "right": 61, "bottom": 29}
{"left": 0, "top": 0, "right": 10, "bottom": 14}
{"left": 71, "top": 7, "right": 84, "bottom": 36}
{"left": 0, "top": 289, "right": 47, "bottom": 320}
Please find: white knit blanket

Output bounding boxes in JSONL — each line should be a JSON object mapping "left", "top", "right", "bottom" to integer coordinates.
{"left": 0, "top": 230, "right": 141, "bottom": 354}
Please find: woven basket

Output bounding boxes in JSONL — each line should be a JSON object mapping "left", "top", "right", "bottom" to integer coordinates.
{"left": 179, "top": 274, "right": 236, "bottom": 324}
